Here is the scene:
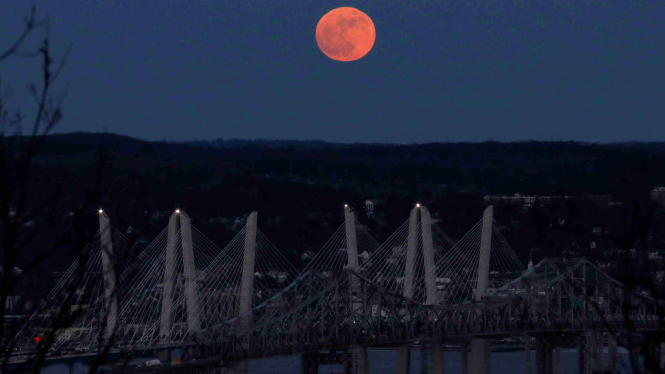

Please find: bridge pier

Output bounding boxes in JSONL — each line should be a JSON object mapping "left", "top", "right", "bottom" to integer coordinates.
{"left": 535, "top": 336, "right": 552, "bottom": 374}
{"left": 608, "top": 334, "right": 618, "bottom": 374}
{"left": 532, "top": 334, "right": 570, "bottom": 374}
{"left": 397, "top": 345, "right": 411, "bottom": 374}
{"left": 578, "top": 331, "right": 603, "bottom": 374}
{"left": 524, "top": 335, "right": 531, "bottom": 374}
{"left": 596, "top": 332, "right": 605, "bottom": 371}
{"left": 552, "top": 345, "right": 562, "bottom": 374}
{"left": 346, "top": 346, "right": 370, "bottom": 374}
{"left": 429, "top": 343, "right": 445, "bottom": 374}
{"left": 469, "top": 339, "right": 491, "bottom": 374}
{"left": 302, "top": 351, "right": 347, "bottom": 374}
{"left": 460, "top": 340, "right": 468, "bottom": 374}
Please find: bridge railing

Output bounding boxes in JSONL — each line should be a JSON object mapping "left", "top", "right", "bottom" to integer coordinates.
{"left": 193, "top": 260, "right": 662, "bottom": 363}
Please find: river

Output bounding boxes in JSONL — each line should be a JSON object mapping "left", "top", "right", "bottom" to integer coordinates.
{"left": 38, "top": 348, "right": 638, "bottom": 373}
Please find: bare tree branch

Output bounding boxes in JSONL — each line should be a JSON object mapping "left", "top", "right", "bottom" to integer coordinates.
{"left": 0, "top": 6, "right": 46, "bottom": 63}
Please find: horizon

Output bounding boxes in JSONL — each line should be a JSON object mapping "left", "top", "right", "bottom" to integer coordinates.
{"left": 48, "top": 131, "right": 665, "bottom": 147}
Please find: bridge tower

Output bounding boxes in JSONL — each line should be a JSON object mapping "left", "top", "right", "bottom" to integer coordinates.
{"left": 160, "top": 210, "right": 200, "bottom": 340}
{"left": 469, "top": 205, "right": 493, "bottom": 374}
{"left": 397, "top": 205, "right": 420, "bottom": 374}
{"left": 230, "top": 211, "right": 258, "bottom": 374}
{"left": 398, "top": 205, "right": 444, "bottom": 374}
{"left": 421, "top": 206, "right": 445, "bottom": 374}
{"left": 344, "top": 205, "right": 370, "bottom": 374}
{"left": 98, "top": 210, "right": 118, "bottom": 339}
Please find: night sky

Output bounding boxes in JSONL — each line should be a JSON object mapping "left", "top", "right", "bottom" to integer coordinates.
{"left": 1, "top": 1, "right": 663, "bottom": 143}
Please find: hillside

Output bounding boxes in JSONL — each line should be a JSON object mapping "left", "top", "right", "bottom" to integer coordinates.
{"left": 9, "top": 132, "right": 665, "bottom": 281}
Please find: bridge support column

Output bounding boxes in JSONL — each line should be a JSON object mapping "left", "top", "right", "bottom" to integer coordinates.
{"left": 460, "top": 341, "right": 468, "bottom": 374}
{"left": 347, "top": 346, "right": 370, "bottom": 374}
{"left": 578, "top": 332, "right": 593, "bottom": 374}
{"left": 98, "top": 211, "right": 118, "bottom": 340}
{"left": 396, "top": 345, "right": 411, "bottom": 374}
{"left": 552, "top": 345, "right": 562, "bottom": 374}
{"left": 592, "top": 332, "right": 603, "bottom": 373}
{"left": 302, "top": 353, "right": 318, "bottom": 374}
{"left": 596, "top": 332, "right": 604, "bottom": 371}
{"left": 608, "top": 334, "right": 618, "bottom": 374}
{"left": 469, "top": 339, "right": 491, "bottom": 374}
{"left": 429, "top": 343, "right": 445, "bottom": 374}
{"left": 524, "top": 335, "right": 531, "bottom": 374}
{"left": 535, "top": 336, "right": 552, "bottom": 374}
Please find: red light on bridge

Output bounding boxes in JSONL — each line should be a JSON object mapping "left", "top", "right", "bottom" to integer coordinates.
{"left": 35, "top": 336, "right": 41, "bottom": 343}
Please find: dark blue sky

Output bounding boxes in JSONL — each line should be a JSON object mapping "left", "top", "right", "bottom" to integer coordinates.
{"left": 1, "top": 0, "right": 663, "bottom": 143}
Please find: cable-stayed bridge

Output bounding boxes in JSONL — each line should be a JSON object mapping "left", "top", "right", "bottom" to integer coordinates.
{"left": 7, "top": 206, "right": 663, "bottom": 374}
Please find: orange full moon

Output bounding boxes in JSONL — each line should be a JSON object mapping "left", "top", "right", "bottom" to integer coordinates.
{"left": 315, "top": 7, "right": 375, "bottom": 62}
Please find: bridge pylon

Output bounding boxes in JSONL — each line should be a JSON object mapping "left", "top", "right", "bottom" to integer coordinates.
{"left": 397, "top": 205, "right": 420, "bottom": 374}
{"left": 229, "top": 211, "right": 258, "bottom": 374}
{"left": 344, "top": 205, "right": 370, "bottom": 374}
{"left": 421, "top": 206, "right": 445, "bottom": 374}
{"left": 399, "top": 204, "right": 445, "bottom": 374}
{"left": 469, "top": 205, "right": 493, "bottom": 374}
{"left": 160, "top": 210, "right": 200, "bottom": 340}
{"left": 98, "top": 210, "right": 118, "bottom": 339}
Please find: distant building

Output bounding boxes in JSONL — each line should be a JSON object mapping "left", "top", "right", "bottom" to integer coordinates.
{"left": 301, "top": 250, "right": 316, "bottom": 261}
{"left": 484, "top": 193, "right": 619, "bottom": 208}
{"left": 484, "top": 194, "right": 536, "bottom": 208}
{"left": 365, "top": 200, "right": 375, "bottom": 212}
{"left": 651, "top": 187, "right": 665, "bottom": 206}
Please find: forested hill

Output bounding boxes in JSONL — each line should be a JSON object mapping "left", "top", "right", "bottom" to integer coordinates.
{"left": 40, "top": 132, "right": 665, "bottom": 197}
{"left": 12, "top": 132, "right": 665, "bottom": 277}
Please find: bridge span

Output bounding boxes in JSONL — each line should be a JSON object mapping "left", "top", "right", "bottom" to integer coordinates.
{"left": 7, "top": 205, "right": 664, "bottom": 374}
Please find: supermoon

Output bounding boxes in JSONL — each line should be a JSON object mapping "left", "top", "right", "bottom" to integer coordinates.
{"left": 315, "top": 7, "right": 375, "bottom": 62}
